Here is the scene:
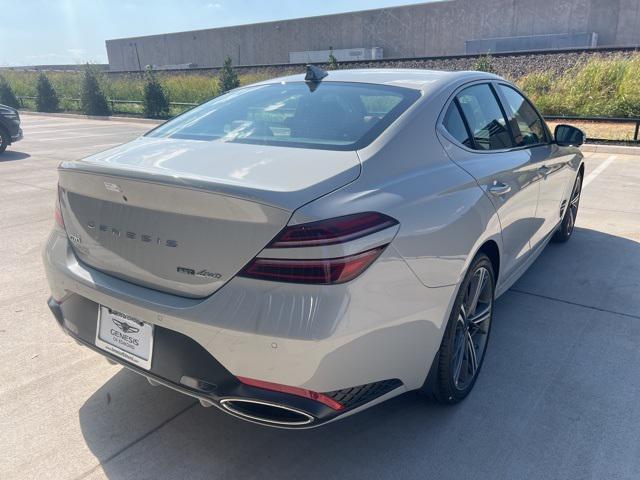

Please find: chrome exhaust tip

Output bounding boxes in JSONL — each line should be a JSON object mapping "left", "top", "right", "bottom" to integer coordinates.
{"left": 220, "top": 398, "right": 314, "bottom": 426}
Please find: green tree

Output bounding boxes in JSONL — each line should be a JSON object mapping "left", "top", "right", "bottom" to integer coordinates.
{"left": 142, "top": 67, "right": 170, "bottom": 118}
{"left": 35, "top": 72, "right": 59, "bottom": 112}
{"left": 474, "top": 53, "right": 496, "bottom": 74}
{"left": 80, "top": 64, "right": 110, "bottom": 116}
{"left": 218, "top": 56, "right": 240, "bottom": 94}
{"left": 327, "top": 47, "right": 338, "bottom": 70}
{"left": 0, "top": 75, "right": 19, "bottom": 108}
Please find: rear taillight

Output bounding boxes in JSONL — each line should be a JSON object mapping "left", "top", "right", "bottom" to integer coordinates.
{"left": 239, "top": 212, "right": 398, "bottom": 285}
{"left": 240, "top": 247, "right": 384, "bottom": 285}
{"left": 268, "top": 212, "right": 397, "bottom": 248}
{"left": 54, "top": 186, "right": 65, "bottom": 229}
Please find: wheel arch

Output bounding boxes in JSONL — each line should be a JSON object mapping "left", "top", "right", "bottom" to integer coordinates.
{"left": 476, "top": 239, "right": 500, "bottom": 285}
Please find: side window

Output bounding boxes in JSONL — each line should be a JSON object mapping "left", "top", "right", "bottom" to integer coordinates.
{"left": 442, "top": 102, "right": 473, "bottom": 148}
{"left": 456, "top": 84, "right": 514, "bottom": 151}
{"left": 498, "top": 85, "right": 547, "bottom": 147}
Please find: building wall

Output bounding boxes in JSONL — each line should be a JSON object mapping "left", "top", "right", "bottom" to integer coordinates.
{"left": 105, "top": 0, "right": 640, "bottom": 71}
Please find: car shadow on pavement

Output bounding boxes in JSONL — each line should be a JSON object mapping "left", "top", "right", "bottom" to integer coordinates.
{"left": 0, "top": 151, "right": 31, "bottom": 162}
{"left": 79, "top": 227, "right": 640, "bottom": 480}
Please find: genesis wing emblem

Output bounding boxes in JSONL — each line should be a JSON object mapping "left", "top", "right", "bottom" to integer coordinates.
{"left": 112, "top": 318, "right": 140, "bottom": 334}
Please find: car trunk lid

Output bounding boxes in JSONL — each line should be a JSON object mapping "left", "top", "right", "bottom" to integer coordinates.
{"left": 58, "top": 137, "right": 360, "bottom": 298}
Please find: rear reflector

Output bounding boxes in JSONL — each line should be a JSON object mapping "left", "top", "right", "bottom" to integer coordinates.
{"left": 239, "top": 246, "right": 384, "bottom": 285}
{"left": 237, "top": 376, "right": 344, "bottom": 411}
{"left": 54, "top": 186, "right": 65, "bottom": 229}
{"left": 268, "top": 212, "right": 398, "bottom": 248}
{"left": 54, "top": 208, "right": 65, "bottom": 229}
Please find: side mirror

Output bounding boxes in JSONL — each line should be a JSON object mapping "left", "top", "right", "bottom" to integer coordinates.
{"left": 554, "top": 124, "right": 586, "bottom": 147}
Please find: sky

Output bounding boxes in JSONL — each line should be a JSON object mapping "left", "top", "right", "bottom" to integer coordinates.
{"left": 0, "top": 0, "right": 431, "bottom": 66}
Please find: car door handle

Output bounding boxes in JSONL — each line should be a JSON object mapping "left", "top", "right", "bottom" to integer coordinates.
{"left": 487, "top": 182, "right": 512, "bottom": 196}
{"left": 538, "top": 165, "right": 551, "bottom": 176}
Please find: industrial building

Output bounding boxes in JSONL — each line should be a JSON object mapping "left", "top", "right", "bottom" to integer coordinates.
{"left": 106, "top": 0, "right": 640, "bottom": 71}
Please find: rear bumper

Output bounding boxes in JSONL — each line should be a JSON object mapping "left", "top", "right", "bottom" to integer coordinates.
{"left": 44, "top": 229, "right": 455, "bottom": 427}
{"left": 48, "top": 295, "right": 352, "bottom": 427}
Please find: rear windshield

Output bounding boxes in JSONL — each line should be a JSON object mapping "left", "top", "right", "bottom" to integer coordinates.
{"left": 146, "top": 82, "right": 421, "bottom": 150}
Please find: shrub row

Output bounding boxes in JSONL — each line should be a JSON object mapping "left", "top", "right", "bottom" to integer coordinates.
{"left": 0, "top": 56, "right": 245, "bottom": 118}
{"left": 2, "top": 53, "right": 639, "bottom": 118}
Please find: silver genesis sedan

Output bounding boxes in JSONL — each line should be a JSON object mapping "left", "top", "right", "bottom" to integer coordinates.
{"left": 44, "top": 67, "right": 585, "bottom": 428}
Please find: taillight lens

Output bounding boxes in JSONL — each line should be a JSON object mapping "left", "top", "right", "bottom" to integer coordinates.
{"left": 239, "top": 212, "right": 398, "bottom": 285}
{"left": 268, "top": 212, "right": 398, "bottom": 248}
{"left": 240, "top": 247, "right": 385, "bottom": 285}
{"left": 237, "top": 376, "right": 344, "bottom": 410}
{"left": 54, "top": 186, "right": 65, "bottom": 229}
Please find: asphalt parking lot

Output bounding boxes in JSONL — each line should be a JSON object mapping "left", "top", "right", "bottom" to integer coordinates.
{"left": 1, "top": 113, "right": 639, "bottom": 480}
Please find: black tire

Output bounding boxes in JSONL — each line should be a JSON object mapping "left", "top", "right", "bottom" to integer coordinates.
{"left": 552, "top": 173, "right": 582, "bottom": 243}
{"left": 423, "top": 253, "right": 495, "bottom": 404}
{"left": 0, "top": 128, "right": 9, "bottom": 154}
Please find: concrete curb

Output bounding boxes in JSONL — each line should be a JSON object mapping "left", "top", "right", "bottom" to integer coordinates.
{"left": 19, "top": 111, "right": 164, "bottom": 126}
{"left": 581, "top": 143, "right": 640, "bottom": 155}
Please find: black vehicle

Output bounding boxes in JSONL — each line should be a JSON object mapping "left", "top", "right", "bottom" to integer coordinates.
{"left": 0, "top": 104, "right": 23, "bottom": 153}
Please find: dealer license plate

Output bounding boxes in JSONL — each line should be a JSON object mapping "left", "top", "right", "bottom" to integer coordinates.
{"left": 95, "top": 306, "right": 154, "bottom": 370}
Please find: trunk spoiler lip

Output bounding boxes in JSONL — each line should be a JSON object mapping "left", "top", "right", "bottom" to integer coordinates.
{"left": 58, "top": 161, "right": 361, "bottom": 213}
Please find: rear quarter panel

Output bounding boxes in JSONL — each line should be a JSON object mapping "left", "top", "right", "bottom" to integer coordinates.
{"left": 291, "top": 83, "right": 503, "bottom": 289}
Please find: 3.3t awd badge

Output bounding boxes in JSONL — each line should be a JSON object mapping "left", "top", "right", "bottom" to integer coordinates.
{"left": 177, "top": 266, "right": 222, "bottom": 279}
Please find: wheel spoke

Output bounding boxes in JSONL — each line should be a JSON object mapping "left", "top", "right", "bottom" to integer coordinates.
{"left": 453, "top": 331, "right": 465, "bottom": 386}
{"left": 568, "top": 207, "right": 574, "bottom": 232}
{"left": 469, "top": 306, "right": 491, "bottom": 337}
{"left": 465, "top": 330, "right": 478, "bottom": 378}
{"left": 468, "top": 304, "right": 491, "bottom": 327}
{"left": 571, "top": 193, "right": 580, "bottom": 206}
{"left": 466, "top": 268, "right": 487, "bottom": 316}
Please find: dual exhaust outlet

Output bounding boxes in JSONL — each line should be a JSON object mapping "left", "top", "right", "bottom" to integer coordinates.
{"left": 218, "top": 398, "right": 315, "bottom": 426}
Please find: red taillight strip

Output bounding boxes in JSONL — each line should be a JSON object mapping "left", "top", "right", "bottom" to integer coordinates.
{"left": 269, "top": 212, "right": 398, "bottom": 248}
{"left": 239, "top": 246, "right": 385, "bottom": 285}
{"left": 237, "top": 376, "right": 344, "bottom": 411}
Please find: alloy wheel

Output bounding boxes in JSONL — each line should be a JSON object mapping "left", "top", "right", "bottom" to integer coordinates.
{"left": 451, "top": 266, "right": 493, "bottom": 390}
{"left": 566, "top": 175, "right": 582, "bottom": 236}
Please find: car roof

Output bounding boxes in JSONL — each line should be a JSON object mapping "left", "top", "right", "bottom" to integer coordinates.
{"left": 253, "top": 69, "right": 504, "bottom": 93}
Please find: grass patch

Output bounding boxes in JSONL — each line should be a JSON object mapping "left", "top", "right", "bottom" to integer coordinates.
{"left": 516, "top": 54, "right": 640, "bottom": 118}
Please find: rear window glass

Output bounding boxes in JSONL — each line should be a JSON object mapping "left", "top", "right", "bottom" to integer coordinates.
{"left": 456, "top": 84, "right": 513, "bottom": 151}
{"left": 443, "top": 102, "right": 473, "bottom": 148}
{"left": 146, "top": 82, "right": 420, "bottom": 150}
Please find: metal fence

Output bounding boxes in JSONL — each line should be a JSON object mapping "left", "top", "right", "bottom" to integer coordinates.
{"left": 543, "top": 115, "right": 640, "bottom": 143}
{"left": 16, "top": 96, "right": 198, "bottom": 115}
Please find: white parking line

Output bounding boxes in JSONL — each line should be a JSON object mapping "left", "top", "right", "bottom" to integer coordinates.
{"left": 583, "top": 155, "right": 617, "bottom": 188}
{"left": 27, "top": 132, "right": 140, "bottom": 142}
{"left": 20, "top": 119, "right": 88, "bottom": 127}
{"left": 26, "top": 125, "right": 141, "bottom": 135}
{"left": 22, "top": 123, "right": 112, "bottom": 133}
